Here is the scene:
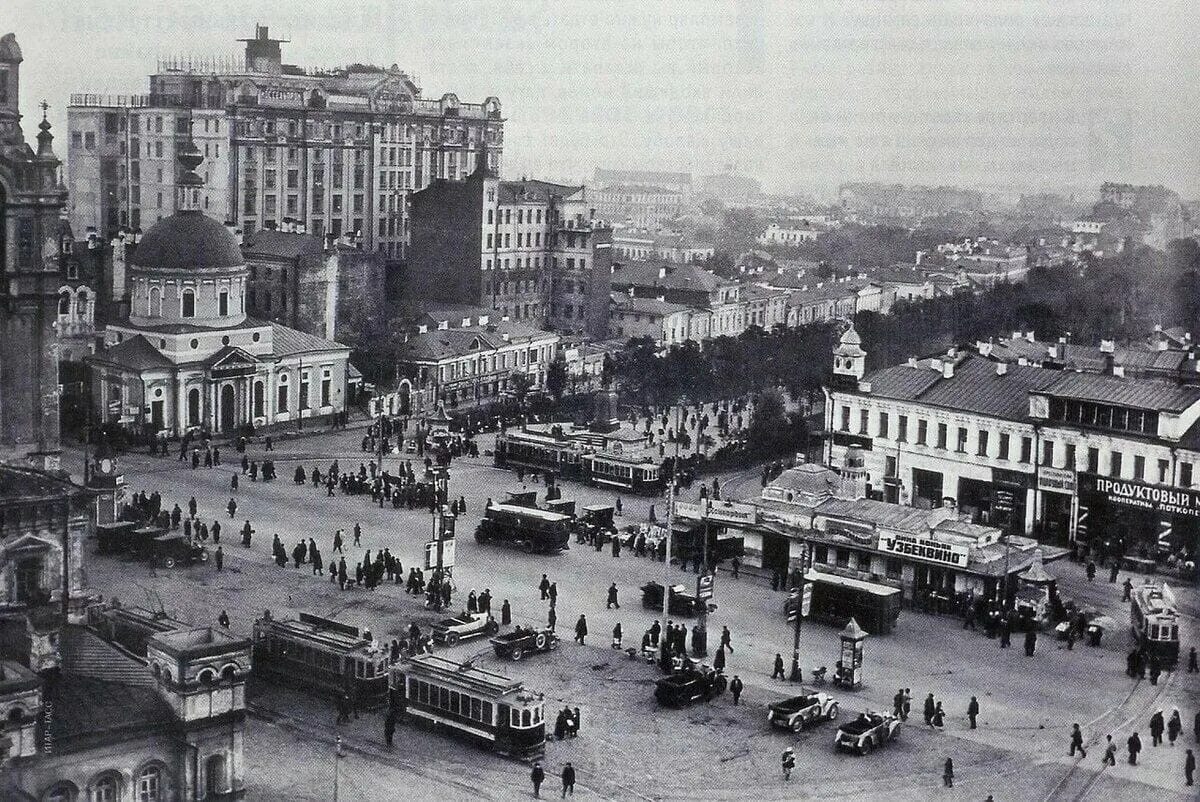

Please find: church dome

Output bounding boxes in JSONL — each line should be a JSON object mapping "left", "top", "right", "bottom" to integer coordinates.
{"left": 130, "top": 211, "right": 244, "bottom": 272}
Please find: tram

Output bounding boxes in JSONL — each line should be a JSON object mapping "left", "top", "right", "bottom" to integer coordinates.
{"left": 582, "top": 452, "right": 664, "bottom": 495}
{"left": 494, "top": 430, "right": 583, "bottom": 477}
{"left": 390, "top": 653, "right": 546, "bottom": 759}
{"left": 1130, "top": 582, "right": 1180, "bottom": 666}
{"left": 252, "top": 611, "right": 392, "bottom": 707}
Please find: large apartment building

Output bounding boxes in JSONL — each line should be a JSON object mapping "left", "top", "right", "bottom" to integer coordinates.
{"left": 67, "top": 25, "right": 503, "bottom": 260}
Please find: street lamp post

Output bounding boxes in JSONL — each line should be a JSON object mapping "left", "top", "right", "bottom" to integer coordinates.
{"left": 661, "top": 398, "right": 686, "bottom": 663}
{"left": 788, "top": 543, "right": 812, "bottom": 682}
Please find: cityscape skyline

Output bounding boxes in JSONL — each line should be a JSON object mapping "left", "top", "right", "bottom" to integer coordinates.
{"left": 11, "top": 0, "right": 1200, "bottom": 201}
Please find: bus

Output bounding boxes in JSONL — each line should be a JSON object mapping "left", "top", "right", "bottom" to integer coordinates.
{"left": 582, "top": 452, "right": 664, "bottom": 495}
{"left": 252, "top": 611, "right": 392, "bottom": 707}
{"left": 390, "top": 653, "right": 546, "bottom": 759}
{"left": 1130, "top": 582, "right": 1180, "bottom": 666}
{"left": 494, "top": 430, "right": 583, "bottom": 478}
{"left": 474, "top": 503, "right": 573, "bottom": 554}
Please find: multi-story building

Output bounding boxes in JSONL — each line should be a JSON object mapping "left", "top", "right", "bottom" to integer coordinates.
{"left": 592, "top": 168, "right": 692, "bottom": 200}
{"left": 609, "top": 295, "right": 710, "bottom": 346}
{"left": 395, "top": 316, "right": 560, "bottom": 410}
{"left": 589, "top": 184, "right": 685, "bottom": 229}
{"left": 67, "top": 25, "right": 503, "bottom": 259}
{"left": 407, "top": 161, "right": 612, "bottom": 338}
{"left": 241, "top": 223, "right": 385, "bottom": 343}
{"left": 0, "top": 33, "right": 69, "bottom": 471}
{"left": 612, "top": 229, "right": 714, "bottom": 264}
{"left": 823, "top": 327, "right": 1200, "bottom": 559}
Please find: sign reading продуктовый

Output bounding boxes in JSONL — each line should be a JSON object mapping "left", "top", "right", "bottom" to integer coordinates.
{"left": 1080, "top": 472, "right": 1200, "bottom": 519}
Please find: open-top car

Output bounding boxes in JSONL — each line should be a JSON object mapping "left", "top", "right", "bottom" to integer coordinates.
{"left": 432, "top": 610, "right": 500, "bottom": 645}
{"left": 150, "top": 534, "right": 208, "bottom": 569}
{"left": 489, "top": 626, "right": 559, "bottom": 661}
{"left": 834, "top": 711, "right": 900, "bottom": 755}
{"left": 768, "top": 691, "right": 840, "bottom": 732}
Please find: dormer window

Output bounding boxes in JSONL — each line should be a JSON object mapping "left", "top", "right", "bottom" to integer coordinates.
{"left": 182, "top": 288, "right": 196, "bottom": 318}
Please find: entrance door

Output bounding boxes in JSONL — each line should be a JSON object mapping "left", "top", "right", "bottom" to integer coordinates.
{"left": 151, "top": 400, "right": 164, "bottom": 431}
{"left": 761, "top": 533, "right": 791, "bottom": 575}
{"left": 220, "top": 384, "right": 236, "bottom": 432}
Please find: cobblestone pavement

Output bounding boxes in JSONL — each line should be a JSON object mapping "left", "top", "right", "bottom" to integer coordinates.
{"left": 66, "top": 428, "right": 1200, "bottom": 800}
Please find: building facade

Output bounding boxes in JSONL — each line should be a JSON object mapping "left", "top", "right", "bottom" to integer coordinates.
{"left": 67, "top": 25, "right": 503, "bottom": 259}
{"left": 84, "top": 139, "right": 351, "bottom": 437}
{"left": 589, "top": 184, "right": 685, "bottom": 229}
{"left": 0, "top": 33, "right": 69, "bottom": 470}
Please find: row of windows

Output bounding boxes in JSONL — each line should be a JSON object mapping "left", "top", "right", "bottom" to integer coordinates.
{"left": 40, "top": 764, "right": 165, "bottom": 802}
{"left": 488, "top": 208, "right": 545, "bottom": 226}
{"left": 408, "top": 678, "right": 495, "bottom": 725}
{"left": 841, "top": 405, "right": 1198, "bottom": 486}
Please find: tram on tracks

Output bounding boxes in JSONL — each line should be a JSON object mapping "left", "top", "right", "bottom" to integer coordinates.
{"left": 390, "top": 653, "right": 546, "bottom": 759}
{"left": 495, "top": 429, "right": 664, "bottom": 495}
{"left": 581, "top": 451, "right": 663, "bottom": 495}
{"left": 1130, "top": 582, "right": 1180, "bottom": 666}
{"left": 252, "top": 611, "right": 392, "bottom": 707}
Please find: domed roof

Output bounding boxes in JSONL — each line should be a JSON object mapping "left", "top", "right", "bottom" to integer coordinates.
{"left": 839, "top": 325, "right": 862, "bottom": 347}
{"left": 131, "top": 211, "right": 244, "bottom": 272}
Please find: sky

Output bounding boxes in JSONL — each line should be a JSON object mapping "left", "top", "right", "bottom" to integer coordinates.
{"left": 7, "top": 0, "right": 1200, "bottom": 200}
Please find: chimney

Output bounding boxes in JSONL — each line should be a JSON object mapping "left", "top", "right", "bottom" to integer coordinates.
{"left": 1157, "top": 339, "right": 1168, "bottom": 351}
{"left": 977, "top": 341, "right": 993, "bottom": 357}
{"left": 1024, "top": 331, "right": 1035, "bottom": 342}
{"left": 907, "top": 356, "right": 918, "bottom": 368}
{"left": 295, "top": 222, "right": 307, "bottom": 235}
{"left": 1099, "top": 339, "right": 1115, "bottom": 354}
{"left": 942, "top": 360, "right": 955, "bottom": 379}
{"left": 996, "top": 362, "right": 1008, "bottom": 376}
{"left": 1047, "top": 344, "right": 1058, "bottom": 360}
{"left": 658, "top": 266, "right": 667, "bottom": 279}
{"left": 1113, "top": 364, "right": 1125, "bottom": 378}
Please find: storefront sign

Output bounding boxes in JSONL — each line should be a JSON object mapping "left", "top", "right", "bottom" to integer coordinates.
{"left": 1038, "top": 466, "right": 1076, "bottom": 494}
{"left": 878, "top": 533, "right": 969, "bottom": 567}
{"left": 673, "top": 500, "right": 758, "bottom": 527}
{"left": 1079, "top": 472, "right": 1200, "bottom": 519}
{"left": 831, "top": 432, "right": 873, "bottom": 451}
{"left": 696, "top": 573, "right": 714, "bottom": 601}
{"left": 824, "top": 518, "right": 877, "bottom": 547}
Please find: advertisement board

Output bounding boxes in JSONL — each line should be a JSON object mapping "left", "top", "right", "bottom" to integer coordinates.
{"left": 1038, "top": 466, "right": 1076, "bottom": 495}
{"left": 1079, "top": 472, "right": 1200, "bottom": 519}
{"left": 878, "top": 533, "right": 969, "bottom": 567}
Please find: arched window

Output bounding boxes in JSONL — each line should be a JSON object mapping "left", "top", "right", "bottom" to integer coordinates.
{"left": 89, "top": 774, "right": 121, "bottom": 802}
{"left": 181, "top": 288, "right": 196, "bottom": 318}
{"left": 221, "top": 664, "right": 237, "bottom": 683}
{"left": 7, "top": 706, "right": 24, "bottom": 722}
{"left": 218, "top": 289, "right": 229, "bottom": 316}
{"left": 149, "top": 286, "right": 162, "bottom": 317}
{"left": 43, "top": 784, "right": 77, "bottom": 802}
{"left": 198, "top": 669, "right": 215, "bottom": 686}
{"left": 205, "top": 754, "right": 227, "bottom": 796}
{"left": 76, "top": 290, "right": 89, "bottom": 318}
{"left": 136, "top": 765, "right": 162, "bottom": 802}
{"left": 58, "top": 290, "right": 71, "bottom": 315}
{"left": 187, "top": 388, "right": 201, "bottom": 427}
{"left": 277, "top": 373, "right": 289, "bottom": 413}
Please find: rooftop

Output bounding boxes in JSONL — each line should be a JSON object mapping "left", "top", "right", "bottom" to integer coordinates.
{"left": 399, "top": 320, "right": 556, "bottom": 362}
{"left": 611, "top": 261, "right": 726, "bottom": 294}
{"left": 270, "top": 322, "right": 350, "bottom": 357}
{"left": 611, "top": 295, "right": 693, "bottom": 317}
{"left": 498, "top": 179, "right": 582, "bottom": 204}
{"left": 0, "top": 465, "right": 89, "bottom": 503}
{"left": 242, "top": 229, "right": 324, "bottom": 260}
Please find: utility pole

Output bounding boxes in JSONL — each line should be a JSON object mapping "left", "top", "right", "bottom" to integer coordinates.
{"left": 376, "top": 370, "right": 386, "bottom": 508}
{"left": 333, "top": 736, "right": 343, "bottom": 802}
{"left": 788, "top": 543, "right": 810, "bottom": 682}
{"left": 297, "top": 354, "right": 304, "bottom": 431}
{"left": 661, "top": 398, "right": 685, "bottom": 662}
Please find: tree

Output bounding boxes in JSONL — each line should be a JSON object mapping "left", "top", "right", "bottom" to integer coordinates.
{"left": 546, "top": 355, "right": 568, "bottom": 402}
{"left": 509, "top": 370, "right": 533, "bottom": 409}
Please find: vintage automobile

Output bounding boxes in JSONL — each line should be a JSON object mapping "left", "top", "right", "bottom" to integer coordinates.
{"left": 767, "top": 691, "right": 840, "bottom": 732}
{"left": 150, "top": 534, "right": 209, "bottom": 569}
{"left": 432, "top": 611, "right": 500, "bottom": 645}
{"left": 640, "top": 582, "right": 716, "bottom": 616}
{"left": 834, "top": 711, "right": 900, "bottom": 754}
{"left": 95, "top": 521, "right": 139, "bottom": 554}
{"left": 490, "top": 627, "right": 559, "bottom": 661}
{"left": 653, "top": 666, "right": 727, "bottom": 707}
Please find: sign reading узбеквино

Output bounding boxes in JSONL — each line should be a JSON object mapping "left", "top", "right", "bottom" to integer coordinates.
{"left": 1080, "top": 472, "right": 1200, "bottom": 519}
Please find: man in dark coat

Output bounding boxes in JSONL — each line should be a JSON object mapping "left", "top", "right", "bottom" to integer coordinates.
{"left": 574, "top": 615, "right": 588, "bottom": 644}
{"left": 1128, "top": 731, "right": 1142, "bottom": 764}
{"left": 1150, "top": 710, "right": 1165, "bottom": 746}
{"left": 771, "top": 653, "right": 785, "bottom": 679}
{"left": 1185, "top": 748, "right": 1195, "bottom": 786}
{"left": 384, "top": 707, "right": 397, "bottom": 748}
{"left": 606, "top": 583, "right": 619, "bottom": 609}
{"left": 968, "top": 696, "right": 979, "bottom": 729}
{"left": 530, "top": 763, "right": 545, "bottom": 797}
{"left": 924, "top": 693, "right": 937, "bottom": 726}
{"left": 729, "top": 675, "right": 743, "bottom": 704}
{"left": 539, "top": 574, "right": 550, "bottom": 600}
{"left": 560, "top": 762, "right": 575, "bottom": 797}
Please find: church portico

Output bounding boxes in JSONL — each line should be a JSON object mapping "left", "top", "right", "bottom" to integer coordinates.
{"left": 85, "top": 132, "right": 350, "bottom": 440}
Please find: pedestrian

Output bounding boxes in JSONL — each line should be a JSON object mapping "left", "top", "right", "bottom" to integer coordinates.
{"left": 612, "top": 622, "right": 622, "bottom": 649}
{"left": 730, "top": 675, "right": 743, "bottom": 705}
{"left": 1152, "top": 710, "right": 1165, "bottom": 746}
{"left": 333, "top": 530, "right": 344, "bottom": 554}
{"left": 547, "top": 607, "right": 556, "bottom": 632}
{"left": 549, "top": 582, "right": 558, "bottom": 605}
{"left": 530, "top": 763, "right": 544, "bottom": 797}
{"left": 1122, "top": 577, "right": 1133, "bottom": 601}
{"left": 1069, "top": 723, "right": 1087, "bottom": 757}
{"left": 902, "top": 689, "right": 912, "bottom": 722}
{"left": 218, "top": 610, "right": 230, "bottom": 628}
{"left": 1169, "top": 709, "right": 1182, "bottom": 745}
{"left": 1128, "top": 731, "right": 1142, "bottom": 764}
{"left": 336, "top": 693, "right": 351, "bottom": 725}
{"left": 215, "top": 545, "right": 223, "bottom": 571}
{"left": 1086, "top": 560, "right": 1096, "bottom": 581}
{"left": 932, "top": 702, "right": 945, "bottom": 729}
{"left": 1102, "top": 735, "right": 1117, "bottom": 766}
{"left": 560, "top": 762, "right": 575, "bottom": 798}
{"left": 1188, "top": 647, "right": 1198, "bottom": 673}
{"left": 1195, "top": 710, "right": 1200, "bottom": 743}
{"left": 1150, "top": 654, "right": 1162, "bottom": 685}
{"left": 212, "top": 520, "right": 221, "bottom": 544}
{"left": 574, "top": 615, "right": 588, "bottom": 645}
{"left": 231, "top": 473, "right": 239, "bottom": 491}
{"left": 731, "top": 557, "right": 740, "bottom": 579}
{"left": 354, "top": 522, "right": 362, "bottom": 546}
{"left": 1024, "top": 628, "right": 1037, "bottom": 657}
{"left": 942, "top": 758, "right": 954, "bottom": 788}
{"left": 227, "top": 498, "right": 237, "bottom": 519}
{"left": 1108, "top": 562, "right": 1119, "bottom": 583}
{"left": 501, "top": 599, "right": 511, "bottom": 625}
{"left": 384, "top": 707, "right": 397, "bottom": 748}
{"left": 968, "top": 696, "right": 979, "bottom": 729}
{"left": 607, "top": 583, "right": 620, "bottom": 609}
{"left": 893, "top": 689, "right": 904, "bottom": 718}
{"left": 539, "top": 574, "right": 550, "bottom": 600}
{"left": 771, "top": 653, "right": 785, "bottom": 680}
{"left": 1186, "top": 748, "right": 1195, "bottom": 786}
{"left": 781, "top": 747, "right": 795, "bottom": 781}
{"left": 720, "top": 626, "right": 733, "bottom": 653}
{"left": 924, "top": 693, "right": 936, "bottom": 726}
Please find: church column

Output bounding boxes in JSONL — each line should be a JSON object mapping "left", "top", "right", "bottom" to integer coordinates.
{"left": 175, "top": 373, "right": 187, "bottom": 435}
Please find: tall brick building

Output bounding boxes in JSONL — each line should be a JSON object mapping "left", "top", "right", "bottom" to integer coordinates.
{"left": 408, "top": 159, "right": 612, "bottom": 339}
{"left": 67, "top": 25, "right": 503, "bottom": 259}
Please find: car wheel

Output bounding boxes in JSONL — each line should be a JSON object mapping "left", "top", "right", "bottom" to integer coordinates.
{"left": 445, "top": 632, "right": 460, "bottom": 645}
{"left": 197, "top": 549, "right": 209, "bottom": 562}
{"left": 510, "top": 648, "right": 524, "bottom": 661}
{"left": 163, "top": 556, "right": 176, "bottom": 569}
{"left": 828, "top": 703, "right": 839, "bottom": 721}
{"left": 522, "top": 540, "right": 535, "bottom": 554}
{"left": 791, "top": 719, "right": 805, "bottom": 733}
